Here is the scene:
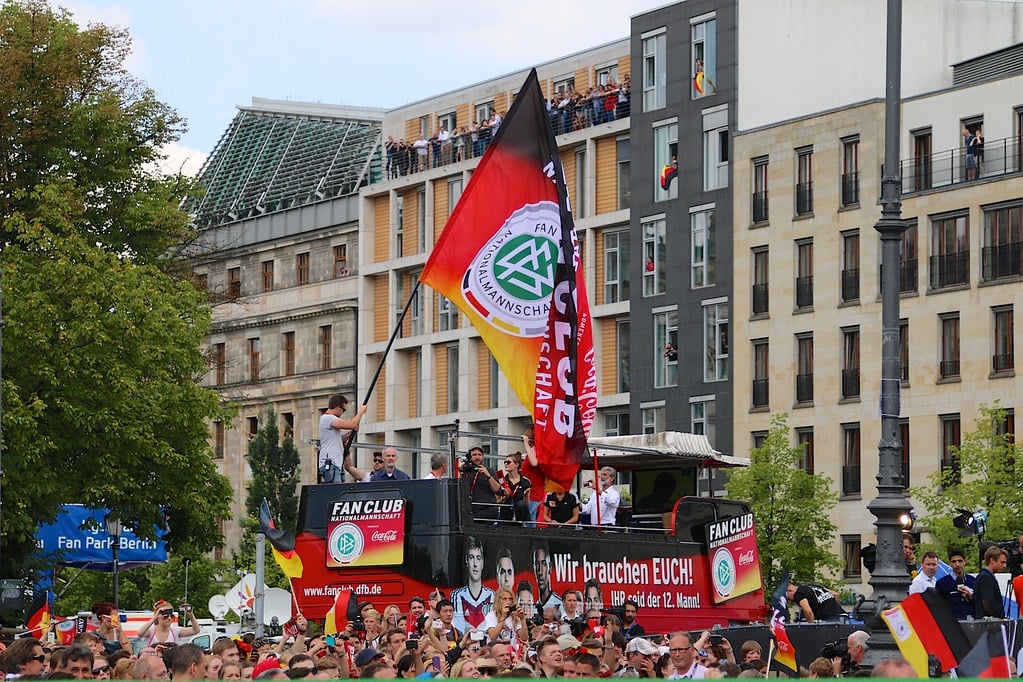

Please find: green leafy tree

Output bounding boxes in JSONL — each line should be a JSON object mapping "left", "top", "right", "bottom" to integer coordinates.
{"left": 912, "top": 403, "right": 1023, "bottom": 570}
{"left": 232, "top": 409, "right": 300, "bottom": 589}
{"left": 0, "top": 0, "right": 233, "bottom": 578}
{"left": 725, "top": 413, "right": 842, "bottom": 595}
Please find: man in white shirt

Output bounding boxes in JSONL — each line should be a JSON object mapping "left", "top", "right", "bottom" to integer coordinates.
{"left": 318, "top": 394, "right": 366, "bottom": 483}
{"left": 908, "top": 551, "right": 940, "bottom": 595}
{"left": 425, "top": 452, "right": 448, "bottom": 480}
{"left": 581, "top": 467, "right": 621, "bottom": 526}
{"left": 667, "top": 632, "right": 706, "bottom": 679}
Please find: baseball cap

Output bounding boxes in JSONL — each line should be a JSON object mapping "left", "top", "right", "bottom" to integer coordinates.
{"left": 355, "top": 648, "right": 385, "bottom": 668}
{"left": 558, "top": 634, "right": 583, "bottom": 650}
{"left": 625, "top": 638, "right": 658, "bottom": 656}
{"left": 251, "top": 657, "right": 282, "bottom": 679}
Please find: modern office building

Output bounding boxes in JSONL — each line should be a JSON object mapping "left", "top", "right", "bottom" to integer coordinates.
{"left": 189, "top": 98, "right": 384, "bottom": 550}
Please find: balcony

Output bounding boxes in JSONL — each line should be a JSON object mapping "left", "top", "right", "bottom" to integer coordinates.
{"left": 842, "top": 368, "right": 860, "bottom": 399}
{"left": 940, "top": 359, "right": 960, "bottom": 379}
{"left": 795, "top": 275, "right": 813, "bottom": 309}
{"left": 795, "top": 373, "right": 814, "bottom": 403}
{"left": 993, "top": 353, "right": 1014, "bottom": 373}
{"left": 841, "top": 268, "right": 859, "bottom": 302}
{"left": 842, "top": 465, "right": 861, "bottom": 495}
{"left": 899, "top": 134, "right": 1022, "bottom": 195}
{"left": 751, "top": 283, "right": 769, "bottom": 316}
{"left": 752, "top": 378, "right": 769, "bottom": 408}
{"left": 841, "top": 171, "right": 860, "bottom": 206}
{"left": 982, "top": 242, "right": 1022, "bottom": 281}
{"left": 752, "top": 191, "right": 769, "bottom": 223}
{"left": 929, "top": 251, "right": 969, "bottom": 289}
{"left": 795, "top": 182, "right": 814, "bottom": 215}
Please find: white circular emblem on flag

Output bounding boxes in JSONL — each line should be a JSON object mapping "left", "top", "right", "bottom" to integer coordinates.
{"left": 461, "top": 201, "right": 562, "bottom": 338}
{"left": 711, "top": 547, "right": 737, "bottom": 599}
{"left": 327, "top": 523, "right": 364, "bottom": 565}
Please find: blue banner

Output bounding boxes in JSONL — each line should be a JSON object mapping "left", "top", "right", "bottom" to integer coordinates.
{"left": 36, "top": 505, "right": 168, "bottom": 570}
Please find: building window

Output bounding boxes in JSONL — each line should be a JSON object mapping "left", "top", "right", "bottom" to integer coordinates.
{"left": 641, "top": 404, "right": 665, "bottom": 434}
{"left": 283, "top": 331, "right": 295, "bottom": 376}
{"left": 796, "top": 333, "right": 814, "bottom": 403}
{"left": 842, "top": 536, "right": 862, "bottom": 580}
{"left": 900, "top": 319, "right": 909, "bottom": 384}
{"left": 994, "top": 408, "right": 1015, "bottom": 443}
{"left": 489, "top": 355, "right": 499, "bottom": 409}
{"left": 941, "top": 413, "right": 961, "bottom": 484}
{"left": 248, "top": 338, "right": 260, "bottom": 381}
{"left": 575, "top": 148, "right": 586, "bottom": 219}
{"left": 195, "top": 272, "right": 208, "bottom": 292}
{"left": 842, "top": 423, "right": 861, "bottom": 496}
{"left": 842, "top": 327, "right": 860, "bottom": 399}
{"left": 930, "top": 214, "right": 969, "bottom": 289}
{"left": 642, "top": 30, "right": 666, "bottom": 111}
{"left": 752, "top": 157, "right": 769, "bottom": 224}
{"left": 841, "top": 136, "right": 860, "bottom": 206}
{"left": 653, "top": 122, "right": 678, "bottom": 202}
{"left": 691, "top": 16, "right": 716, "bottom": 98}
{"left": 319, "top": 325, "right": 332, "bottom": 370}
{"left": 334, "top": 244, "right": 349, "bottom": 277}
{"left": 691, "top": 398, "right": 716, "bottom": 445}
{"left": 475, "top": 100, "right": 494, "bottom": 124}
{"left": 940, "top": 312, "right": 960, "bottom": 379}
{"left": 982, "top": 204, "right": 1023, "bottom": 281}
{"left": 553, "top": 75, "right": 576, "bottom": 95}
{"left": 296, "top": 252, "right": 309, "bottom": 286}
{"left": 447, "top": 344, "right": 459, "bottom": 413}
{"left": 617, "top": 318, "right": 630, "bottom": 393}
{"left": 228, "top": 267, "right": 241, "bottom": 298}
{"left": 796, "top": 427, "right": 814, "bottom": 474}
{"left": 900, "top": 419, "right": 910, "bottom": 489}
{"left": 604, "top": 411, "right": 630, "bottom": 437}
{"left": 260, "top": 260, "right": 274, "bottom": 292}
{"left": 395, "top": 194, "right": 404, "bottom": 257}
{"left": 751, "top": 247, "right": 769, "bottom": 317}
{"left": 438, "top": 295, "right": 459, "bottom": 332}
{"left": 449, "top": 179, "right": 463, "bottom": 216}
{"left": 752, "top": 338, "right": 769, "bottom": 408}
{"left": 617, "top": 137, "right": 631, "bottom": 210}
{"left": 603, "top": 228, "right": 630, "bottom": 304}
{"left": 910, "top": 128, "right": 932, "bottom": 192}
{"left": 795, "top": 147, "right": 813, "bottom": 215}
{"left": 654, "top": 309, "right": 678, "bottom": 388}
{"left": 596, "top": 63, "right": 618, "bottom": 86}
{"left": 993, "top": 305, "right": 1014, "bottom": 373}
{"left": 703, "top": 300, "right": 728, "bottom": 382}
{"left": 642, "top": 217, "right": 666, "bottom": 296}
{"left": 752, "top": 431, "right": 768, "bottom": 450}
{"left": 214, "top": 343, "right": 226, "bottom": 385}
{"left": 841, "top": 231, "right": 860, "bottom": 303}
{"left": 691, "top": 205, "right": 715, "bottom": 288}
{"left": 438, "top": 111, "right": 457, "bottom": 134}
{"left": 796, "top": 239, "right": 813, "bottom": 309}
{"left": 900, "top": 221, "right": 918, "bottom": 293}
{"left": 409, "top": 271, "right": 422, "bottom": 336}
{"left": 703, "top": 107, "right": 728, "bottom": 191}
{"left": 213, "top": 421, "right": 225, "bottom": 459}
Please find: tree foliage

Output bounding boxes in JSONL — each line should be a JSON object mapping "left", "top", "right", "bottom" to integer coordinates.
{"left": 912, "top": 403, "right": 1023, "bottom": 570}
{"left": 0, "top": 0, "right": 233, "bottom": 578}
{"left": 725, "top": 413, "right": 842, "bottom": 595}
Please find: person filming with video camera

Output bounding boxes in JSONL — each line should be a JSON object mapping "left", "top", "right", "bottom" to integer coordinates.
{"left": 460, "top": 445, "right": 503, "bottom": 521}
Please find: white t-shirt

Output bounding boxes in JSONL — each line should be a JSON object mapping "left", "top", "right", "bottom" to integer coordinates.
{"left": 318, "top": 412, "right": 347, "bottom": 466}
{"left": 482, "top": 611, "right": 521, "bottom": 646}
{"left": 581, "top": 486, "right": 621, "bottom": 525}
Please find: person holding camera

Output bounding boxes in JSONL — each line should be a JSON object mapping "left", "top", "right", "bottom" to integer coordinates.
{"left": 483, "top": 588, "right": 530, "bottom": 645}
{"left": 461, "top": 446, "right": 503, "bottom": 521}
{"left": 500, "top": 452, "right": 532, "bottom": 523}
{"left": 91, "top": 602, "right": 131, "bottom": 654}
{"left": 137, "top": 600, "right": 199, "bottom": 646}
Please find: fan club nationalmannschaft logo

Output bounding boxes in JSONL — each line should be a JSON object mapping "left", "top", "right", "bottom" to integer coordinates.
{"left": 327, "top": 523, "right": 364, "bottom": 565}
{"left": 462, "top": 201, "right": 562, "bottom": 338}
{"left": 711, "top": 546, "right": 737, "bottom": 599}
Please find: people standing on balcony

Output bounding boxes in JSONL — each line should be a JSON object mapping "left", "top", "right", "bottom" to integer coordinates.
{"left": 413, "top": 135, "right": 429, "bottom": 173}
{"left": 963, "top": 126, "right": 977, "bottom": 180}
{"left": 971, "top": 126, "right": 984, "bottom": 177}
{"left": 385, "top": 136, "right": 398, "bottom": 179}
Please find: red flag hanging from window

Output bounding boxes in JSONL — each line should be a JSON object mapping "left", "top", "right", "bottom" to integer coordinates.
{"left": 421, "top": 69, "right": 595, "bottom": 490}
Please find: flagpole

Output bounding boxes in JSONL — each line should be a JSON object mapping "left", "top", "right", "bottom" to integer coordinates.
{"left": 341, "top": 281, "right": 422, "bottom": 460}
{"left": 765, "top": 640, "right": 775, "bottom": 678}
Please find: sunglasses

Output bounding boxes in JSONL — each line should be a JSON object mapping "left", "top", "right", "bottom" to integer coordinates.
{"left": 31, "top": 655, "right": 46, "bottom": 663}
{"left": 93, "top": 665, "right": 111, "bottom": 675}
{"left": 159, "top": 609, "right": 175, "bottom": 617}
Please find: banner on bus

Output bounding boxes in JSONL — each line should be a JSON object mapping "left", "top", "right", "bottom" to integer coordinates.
{"left": 325, "top": 491, "right": 406, "bottom": 568}
{"left": 705, "top": 512, "right": 762, "bottom": 604}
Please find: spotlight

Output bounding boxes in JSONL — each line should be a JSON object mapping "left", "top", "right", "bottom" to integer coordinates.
{"left": 952, "top": 508, "right": 987, "bottom": 537}
{"left": 899, "top": 511, "right": 917, "bottom": 530}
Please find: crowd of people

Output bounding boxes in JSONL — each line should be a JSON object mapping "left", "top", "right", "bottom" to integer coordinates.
{"left": 382, "top": 78, "right": 630, "bottom": 180}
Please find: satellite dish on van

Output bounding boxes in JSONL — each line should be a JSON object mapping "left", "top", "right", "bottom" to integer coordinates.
{"left": 263, "top": 588, "right": 292, "bottom": 625}
{"left": 208, "top": 595, "right": 230, "bottom": 620}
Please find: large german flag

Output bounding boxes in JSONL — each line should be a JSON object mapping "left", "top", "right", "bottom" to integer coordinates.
{"left": 25, "top": 591, "right": 50, "bottom": 637}
{"left": 421, "top": 69, "right": 595, "bottom": 491}
{"left": 957, "top": 628, "right": 1011, "bottom": 678}
{"left": 882, "top": 588, "right": 971, "bottom": 676}
{"left": 258, "top": 498, "right": 303, "bottom": 579}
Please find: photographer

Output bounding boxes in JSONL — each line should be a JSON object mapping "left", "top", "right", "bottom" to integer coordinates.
{"left": 460, "top": 446, "right": 503, "bottom": 521}
{"left": 483, "top": 588, "right": 530, "bottom": 645}
{"left": 825, "top": 630, "right": 869, "bottom": 677}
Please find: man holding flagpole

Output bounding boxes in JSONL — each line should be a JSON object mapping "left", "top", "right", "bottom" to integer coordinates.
{"left": 318, "top": 394, "right": 366, "bottom": 483}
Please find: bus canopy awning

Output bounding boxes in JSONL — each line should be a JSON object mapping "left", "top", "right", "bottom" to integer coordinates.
{"left": 586, "top": 431, "right": 749, "bottom": 470}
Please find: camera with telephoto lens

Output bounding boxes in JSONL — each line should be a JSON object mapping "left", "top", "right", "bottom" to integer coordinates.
{"left": 820, "top": 640, "right": 853, "bottom": 673}
{"left": 985, "top": 539, "right": 1023, "bottom": 576}
{"left": 352, "top": 616, "right": 366, "bottom": 637}
{"left": 460, "top": 456, "right": 475, "bottom": 476}
{"left": 566, "top": 616, "right": 588, "bottom": 637}
{"left": 530, "top": 613, "right": 544, "bottom": 627}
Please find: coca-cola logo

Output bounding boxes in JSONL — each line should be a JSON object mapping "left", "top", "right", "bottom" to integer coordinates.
{"left": 371, "top": 530, "right": 398, "bottom": 543}
{"left": 738, "top": 550, "right": 755, "bottom": 566}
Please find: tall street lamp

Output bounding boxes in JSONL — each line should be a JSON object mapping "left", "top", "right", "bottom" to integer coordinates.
{"left": 105, "top": 513, "right": 123, "bottom": 608}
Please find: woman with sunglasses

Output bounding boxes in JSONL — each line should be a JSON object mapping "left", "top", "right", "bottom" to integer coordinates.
{"left": 137, "top": 599, "right": 200, "bottom": 646}
{"left": 91, "top": 655, "right": 112, "bottom": 680}
{"left": 91, "top": 602, "right": 131, "bottom": 654}
{"left": 499, "top": 452, "right": 532, "bottom": 523}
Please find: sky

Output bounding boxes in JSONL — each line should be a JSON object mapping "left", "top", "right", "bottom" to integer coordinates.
{"left": 58, "top": 0, "right": 666, "bottom": 176}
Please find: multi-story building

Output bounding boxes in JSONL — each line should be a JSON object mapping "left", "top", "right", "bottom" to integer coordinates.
{"left": 190, "top": 98, "right": 384, "bottom": 550}
{"left": 356, "top": 40, "right": 632, "bottom": 474}
{"left": 733, "top": 46, "right": 1023, "bottom": 591}
{"left": 628, "top": 1, "right": 737, "bottom": 496}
